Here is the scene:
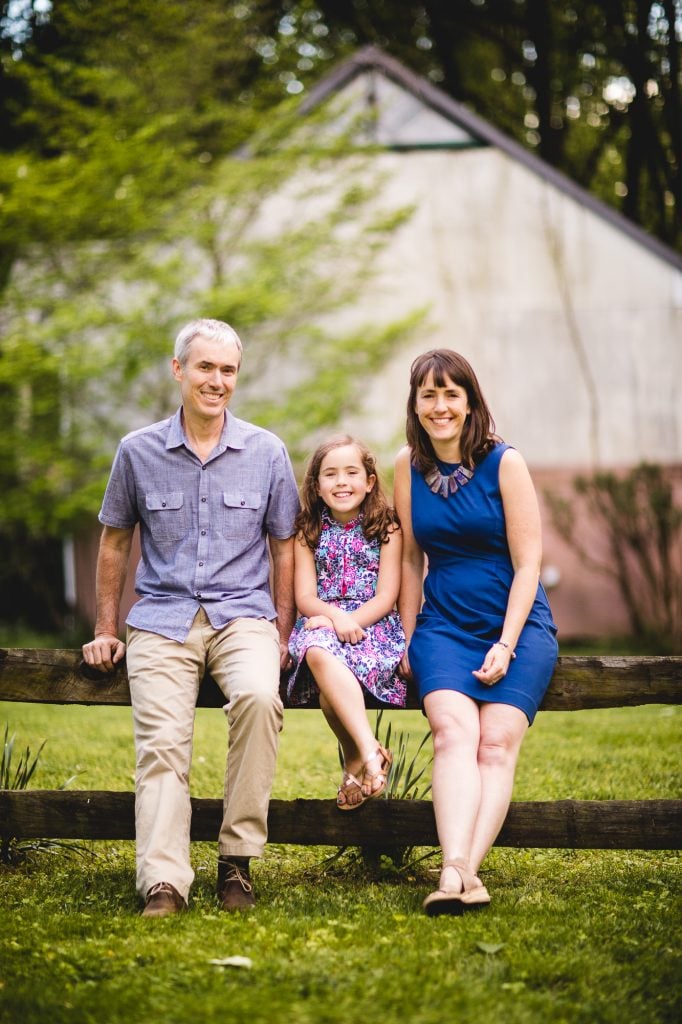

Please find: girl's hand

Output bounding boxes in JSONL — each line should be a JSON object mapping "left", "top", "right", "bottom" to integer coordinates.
{"left": 304, "top": 615, "right": 334, "bottom": 631}
{"left": 472, "top": 643, "right": 513, "bottom": 686}
{"left": 332, "top": 611, "right": 366, "bottom": 644}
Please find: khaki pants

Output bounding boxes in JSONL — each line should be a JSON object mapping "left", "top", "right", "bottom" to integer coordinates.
{"left": 126, "top": 610, "right": 283, "bottom": 901}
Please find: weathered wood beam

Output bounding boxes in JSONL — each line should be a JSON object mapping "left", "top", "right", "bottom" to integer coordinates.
{"left": 1, "top": 649, "right": 681, "bottom": 710}
{"left": 1, "top": 791, "right": 680, "bottom": 849}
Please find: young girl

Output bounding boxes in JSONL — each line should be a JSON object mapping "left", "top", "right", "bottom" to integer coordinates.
{"left": 287, "top": 434, "right": 407, "bottom": 810}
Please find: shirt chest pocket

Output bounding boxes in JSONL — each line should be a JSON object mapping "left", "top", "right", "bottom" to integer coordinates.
{"left": 145, "top": 492, "right": 186, "bottom": 544}
{"left": 222, "top": 490, "right": 262, "bottom": 539}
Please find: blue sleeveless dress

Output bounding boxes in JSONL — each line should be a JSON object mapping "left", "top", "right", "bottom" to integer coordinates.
{"left": 409, "top": 443, "right": 558, "bottom": 724}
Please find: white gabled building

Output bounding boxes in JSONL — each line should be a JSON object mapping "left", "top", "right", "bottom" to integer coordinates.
{"left": 291, "top": 47, "right": 682, "bottom": 639}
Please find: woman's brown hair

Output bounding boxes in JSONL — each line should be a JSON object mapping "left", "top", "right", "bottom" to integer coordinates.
{"left": 406, "top": 349, "right": 499, "bottom": 474}
{"left": 296, "top": 434, "right": 399, "bottom": 550}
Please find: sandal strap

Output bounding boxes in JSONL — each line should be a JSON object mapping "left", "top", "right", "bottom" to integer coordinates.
{"left": 339, "top": 770, "right": 362, "bottom": 790}
{"left": 363, "top": 745, "right": 392, "bottom": 780}
{"left": 337, "top": 769, "right": 365, "bottom": 809}
{"left": 442, "top": 858, "right": 481, "bottom": 893}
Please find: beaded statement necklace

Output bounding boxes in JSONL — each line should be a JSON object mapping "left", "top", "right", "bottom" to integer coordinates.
{"left": 424, "top": 462, "right": 474, "bottom": 498}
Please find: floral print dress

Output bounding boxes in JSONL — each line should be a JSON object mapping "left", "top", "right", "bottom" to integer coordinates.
{"left": 287, "top": 509, "right": 407, "bottom": 707}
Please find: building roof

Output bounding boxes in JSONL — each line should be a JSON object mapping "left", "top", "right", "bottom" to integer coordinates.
{"left": 300, "top": 45, "right": 682, "bottom": 273}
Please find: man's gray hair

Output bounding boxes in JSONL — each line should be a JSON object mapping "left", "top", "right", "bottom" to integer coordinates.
{"left": 174, "top": 318, "right": 243, "bottom": 367}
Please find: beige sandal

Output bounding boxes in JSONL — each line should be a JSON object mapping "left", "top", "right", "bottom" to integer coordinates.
{"left": 422, "top": 858, "right": 491, "bottom": 916}
{"left": 337, "top": 769, "right": 365, "bottom": 812}
{"left": 361, "top": 745, "right": 393, "bottom": 800}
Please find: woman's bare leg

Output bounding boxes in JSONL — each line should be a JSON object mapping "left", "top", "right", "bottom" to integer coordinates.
{"left": 423, "top": 690, "right": 481, "bottom": 893}
{"left": 468, "top": 702, "right": 528, "bottom": 873}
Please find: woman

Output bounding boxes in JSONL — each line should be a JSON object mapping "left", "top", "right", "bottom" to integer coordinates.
{"left": 394, "top": 349, "right": 558, "bottom": 915}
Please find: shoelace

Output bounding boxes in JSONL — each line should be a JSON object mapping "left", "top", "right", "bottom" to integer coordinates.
{"left": 147, "top": 882, "right": 178, "bottom": 898}
{"left": 223, "top": 864, "right": 253, "bottom": 893}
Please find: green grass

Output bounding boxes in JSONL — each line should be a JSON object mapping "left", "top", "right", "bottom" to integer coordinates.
{"left": 1, "top": 703, "right": 680, "bottom": 1024}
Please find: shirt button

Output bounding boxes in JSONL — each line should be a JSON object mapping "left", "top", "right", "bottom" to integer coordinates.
{"left": 201, "top": 497, "right": 207, "bottom": 503}
{"left": 240, "top": 499, "right": 245, "bottom": 506}
{"left": 201, "top": 465, "right": 206, "bottom": 471}
{"left": 201, "top": 530, "right": 206, "bottom": 536}
{"left": 199, "top": 561, "right": 204, "bottom": 567}
{"left": 196, "top": 591, "right": 202, "bottom": 598}
{"left": 161, "top": 501, "right": 166, "bottom": 507}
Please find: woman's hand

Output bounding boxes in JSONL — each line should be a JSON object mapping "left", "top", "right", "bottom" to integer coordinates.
{"left": 304, "top": 615, "right": 334, "bottom": 632}
{"left": 472, "top": 643, "right": 514, "bottom": 686}
{"left": 331, "top": 611, "right": 366, "bottom": 644}
{"left": 397, "top": 643, "right": 413, "bottom": 682}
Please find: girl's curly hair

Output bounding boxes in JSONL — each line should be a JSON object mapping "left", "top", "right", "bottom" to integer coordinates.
{"left": 296, "top": 434, "right": 399, "bottom": 550}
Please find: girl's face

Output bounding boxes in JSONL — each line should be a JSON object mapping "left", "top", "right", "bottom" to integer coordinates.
{"left": 317, "top": 443, "right": 376, "bottom": 523}
{"left": 415, "top": 370, "right": 470, "bottom": 451}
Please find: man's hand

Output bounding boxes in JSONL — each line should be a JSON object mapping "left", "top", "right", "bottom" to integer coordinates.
{"left": 82, "top": 633, "right": 126, "bottom": 674}
{"left": 279, "top": 640, "right": 293, "bottom": 673}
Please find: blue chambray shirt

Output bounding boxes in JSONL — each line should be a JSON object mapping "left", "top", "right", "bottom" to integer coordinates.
{"left": 99, "top": 408, "right": 300, "bottom": 642}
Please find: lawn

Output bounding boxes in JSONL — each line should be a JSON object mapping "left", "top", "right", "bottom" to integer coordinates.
{"left": 1, "top": 701, "right": 680, "bottom": 1024}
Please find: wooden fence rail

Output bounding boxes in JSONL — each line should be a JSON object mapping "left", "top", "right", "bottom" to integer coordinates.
{"left": 2, "top": 649, "right": 681, "bottom": 710}
{"left": 1, "top": 649, "right": 681, "bottom": 851}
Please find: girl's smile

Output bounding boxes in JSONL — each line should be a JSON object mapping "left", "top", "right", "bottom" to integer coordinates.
{"left": 317, "top": 443, "right": 376, "bottom": 523}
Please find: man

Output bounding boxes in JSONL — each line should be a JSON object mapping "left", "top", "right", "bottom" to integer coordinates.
{"left": 82, "top": 318, "right": 300, "bottom": 917}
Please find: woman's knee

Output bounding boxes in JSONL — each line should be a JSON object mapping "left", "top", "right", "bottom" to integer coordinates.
{"left": 477, "top": 726, "right": 523, "bottom": 768}
{"left": 477, "top": 706, "right": 527, "bottom": 767}
{"left": 430, "top": 713, "right": 476, "bottom": 758}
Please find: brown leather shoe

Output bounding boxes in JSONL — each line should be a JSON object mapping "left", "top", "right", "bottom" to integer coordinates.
{"left": 141, "top": 882, "right": 186, "bottom": 918}
{"left": 217, "top": 859, "right": 255, "bottom": 912}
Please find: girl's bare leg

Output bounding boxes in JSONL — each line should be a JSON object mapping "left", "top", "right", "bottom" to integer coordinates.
{"left": 305, "top": 647, "right": 380, "bottom": 805}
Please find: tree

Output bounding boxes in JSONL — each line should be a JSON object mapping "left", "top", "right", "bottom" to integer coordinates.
{"left": 546, "top": 464, "right": 682, "bottom": 652}
{"left": 0, "top": 1, "right": 418, "bottom": 628}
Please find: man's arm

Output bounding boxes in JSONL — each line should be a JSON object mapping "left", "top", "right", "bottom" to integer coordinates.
{"left": 82, "top": 525, "right": 135, "bottom": 673}
{"left": 269, "top": 535, "right": 296, "bottom": 671}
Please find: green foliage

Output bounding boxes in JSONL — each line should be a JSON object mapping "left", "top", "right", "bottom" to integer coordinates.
{"left": 0, "top": 721, "right": 86, "bottom": 864}
{"left": 0, "top": 703, "right": 680, "bottom": 1023}
{"left": 1, "top": 720, "right": 45, "bottom": 791}
{"left": 373, "top": 708, "right": 432, "bottom": 802}
{"left": 546, "top": 463, "right": 682, "bottom": 653}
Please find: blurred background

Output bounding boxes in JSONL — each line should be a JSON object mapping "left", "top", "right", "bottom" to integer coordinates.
{"left": 0, "top": 0, "right": 680, "bottom": 652}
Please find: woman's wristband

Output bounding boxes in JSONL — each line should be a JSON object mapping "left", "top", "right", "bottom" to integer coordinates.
{"left": 495, "top": 640, "right": 516, "bottom": 659}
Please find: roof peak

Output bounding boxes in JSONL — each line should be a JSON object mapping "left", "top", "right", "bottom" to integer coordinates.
{"left": 299, "top": 46, "right": 682, "bottom": 272}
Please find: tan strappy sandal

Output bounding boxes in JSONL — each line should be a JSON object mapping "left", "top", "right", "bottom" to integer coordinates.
{"left": 422, "top": 858, "right": 491, "bottom": 916}
{"left": 337, "top": 769, "right": 365, "bottom": 811}
{"left": 361, "top": 745, "right": 393, "bottom": 800}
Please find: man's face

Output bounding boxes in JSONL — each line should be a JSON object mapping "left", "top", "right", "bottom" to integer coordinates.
{"left": 172, "top": 334, "right": 241, "bottom": 424}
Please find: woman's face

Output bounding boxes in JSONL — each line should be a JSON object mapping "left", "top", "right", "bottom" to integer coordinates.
{"left": 415, "top": 370, "right": 470, "bottom": 448}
